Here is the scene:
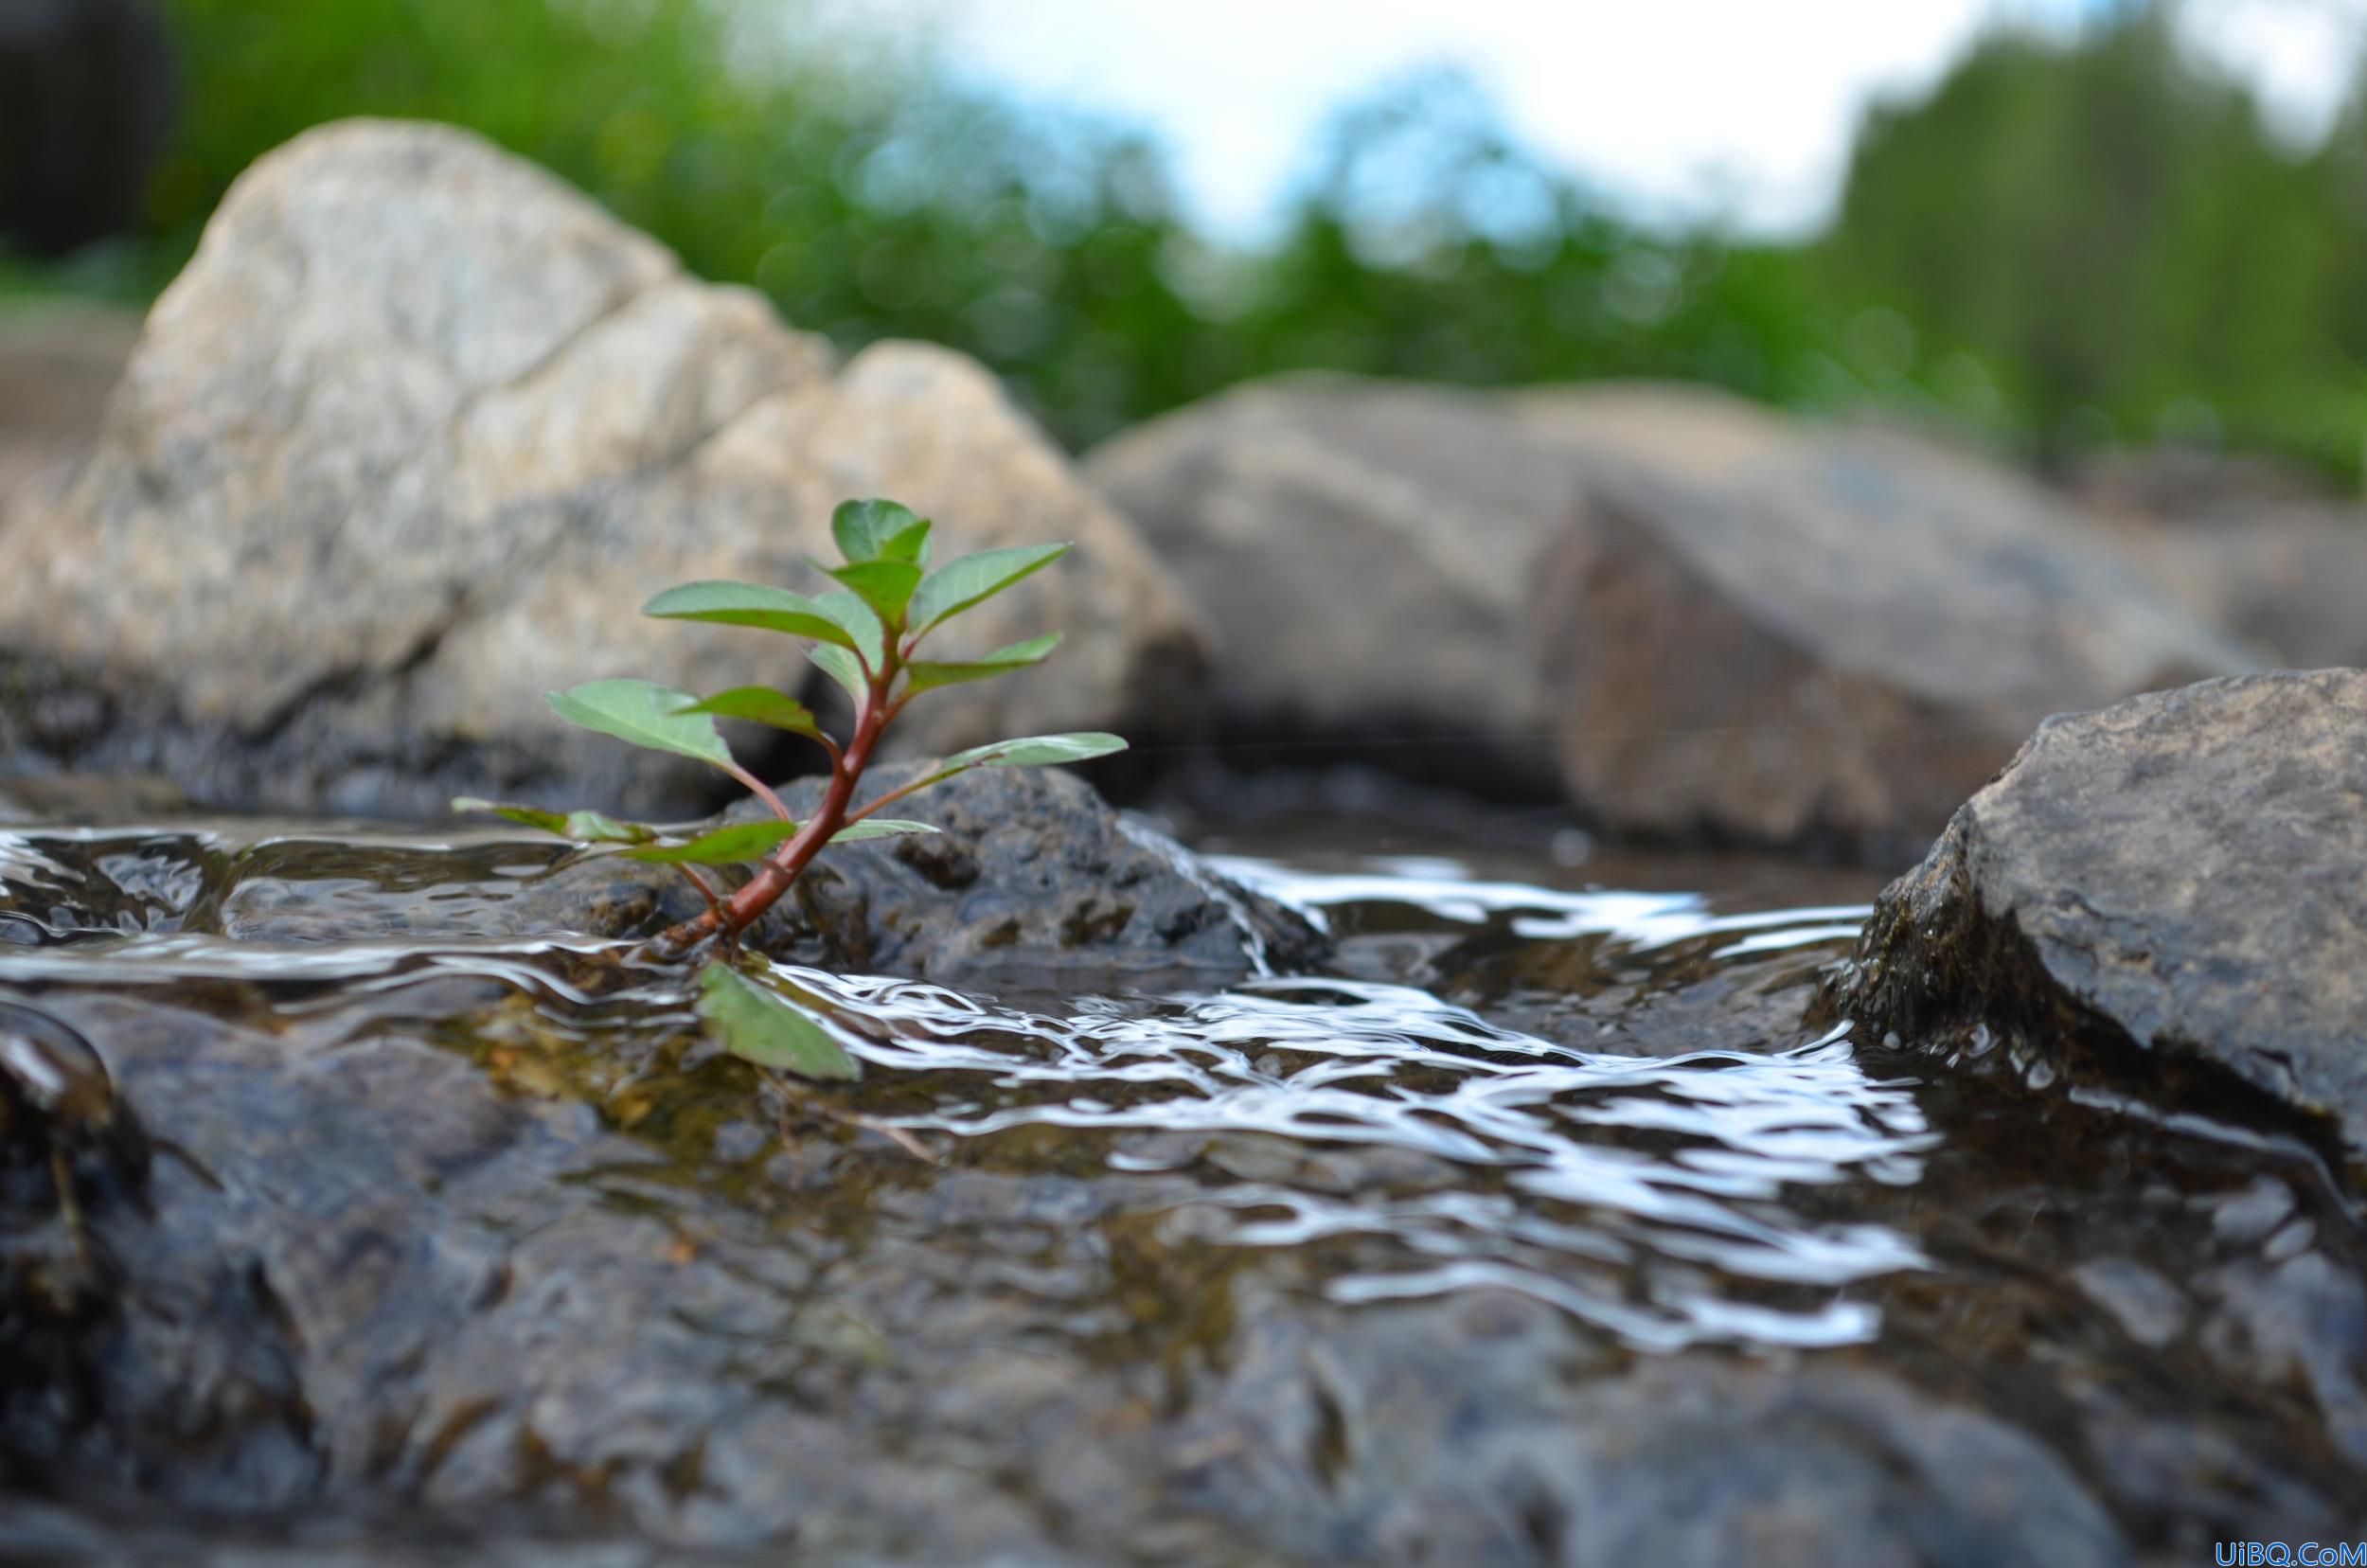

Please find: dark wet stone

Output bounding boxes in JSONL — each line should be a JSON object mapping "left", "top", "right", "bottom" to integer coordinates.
{"left": 0, "top": 1000, "right": 152, "bottom": 1440}
{"left": 203, "top": 764, "right": 1326, "bottom": 989}
{"left": 760, "top": 761, "right": 1326, "bottom": 985}
{"left": 1824, "top": 669, "right": 2367, "bottom": 1169}
{"left": 1192, "top": 1292, "right": 2128, "bottom": 1567}
{"left": 0, "top": 976, "right": 2147, "bottom": 1565}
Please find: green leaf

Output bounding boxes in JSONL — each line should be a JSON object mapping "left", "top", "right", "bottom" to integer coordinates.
{"left": 943, "top": 732, "right": 1130, "bottom": 770}
{"left": 697, "top": 962, "right": 861, "bottom": 1081}
{"left": 674, "top": 686, "right": 823, "bottom": 739}
{"left": 831, "top": 499, "right": 932, "bottom": 566}
{"left": 643, "top": 580, "right": 857, "bottom": 650}
{"left": 890, "top": 732, "right": 1130, "bottom": 803}
{"left": 825, "top": 559, "right": 925, "bottom": 630}
{"left": 828, "top": 818, "right": 939, "bottom": 842}
{"left": 808, "top": 644, "right": 867, "bottom": 705}
{"left": 623, "top": 819, "right": 803, "bottom": 864}
{"left": 903, "top": 633, "right": 1061, "bottom": 693}
{"left": 451, "top": 797, "right": 660, "bottom": 845}
{"left": 814, "top": 589, "right": 887, "bottom": 670}
{"left": 906, "top": 543, "right": 1071, "bottom": 634}
{"left": 547, "top": 680, "right": 732, "bottom": 768}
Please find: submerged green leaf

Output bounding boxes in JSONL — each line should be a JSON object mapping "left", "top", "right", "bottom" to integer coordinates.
{"left": 451, "top": 797, "right": 660, "bottom": 845}
{"left": 547, "top": 680, "right": 733, "bottom": 767}
{"left": 643, "top": 581, "right": 856, "bottom": 649}
{"left": 943, "top": 732, "right": 1130, "bottom": 770}
{"left": 906, "top": 543, "right": 1070, "bottom": 634}
{"left": 674, "top": 686, "right": 824, "bottom": 739}
{"left": 831, "top": 499, "right": 932, "bottom": 566}
{"left": 825, "top": 558, "right": 925, "bottom": 630}
{"left": 623, "top": 819, "right": 803, "bottom": 864}
{"left": 902, "top": 633, "right": 1062, "bottom": 693}
{"left": 697, "top": 963, "right": 861, "bottom": 1081}
{"left": 828, "top": 818, "right": 939, "bottom": 842}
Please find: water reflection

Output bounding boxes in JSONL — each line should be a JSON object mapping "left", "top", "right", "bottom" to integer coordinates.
{"left": 6, "top": 818, "right": 2366, "bottom": 1555}
{"left": 778, "top": 959, "right": 1933, "bottom": 1350}
{"left": 0, "top": 826, "right": 1928, "bottom": 1357}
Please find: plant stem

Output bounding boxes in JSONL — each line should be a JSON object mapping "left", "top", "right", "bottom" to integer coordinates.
{"left": 645, "top": 668, "right": 894, "bottom": 958}
{"left": 721, "top": 760, "right": 794, "bottom": 824}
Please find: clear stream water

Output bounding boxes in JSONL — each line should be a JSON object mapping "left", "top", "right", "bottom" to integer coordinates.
{"left": 1, "top": 810, "right": 2362, "bottom": 1559}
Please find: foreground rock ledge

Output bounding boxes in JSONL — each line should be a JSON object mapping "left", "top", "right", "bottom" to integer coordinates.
{"left": 1823, "top": 668, "right": 2367, "bottom": 1167}
{"left": 209, "top": 763, "right": 1327, "bottom": 989}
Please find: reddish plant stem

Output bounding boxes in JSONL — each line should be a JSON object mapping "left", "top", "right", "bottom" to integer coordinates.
{"left": 721, "top": 759, "right": 794, "bottom": 823}
{"left": 645, "top": 670, "right": 893, "bottom": 959}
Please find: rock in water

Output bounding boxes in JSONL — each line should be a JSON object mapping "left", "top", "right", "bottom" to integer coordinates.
{"left": 1824, "top": 669, "right": 2367, "bottom": 1165}
{"left": 1525, "top": 388, "right": 2262, "bottom": 857}
{"left": 1086, "top": 376, "right": 1583, "bottom": 795}
{"left": 0, "top": 119, "right": 1206, "bottom": 818}
{"left": 1086, "top": 375, "right": 2257, "bottom": 851}
{"left": 202, "top": 763, "right": 1326, "bottom": 989}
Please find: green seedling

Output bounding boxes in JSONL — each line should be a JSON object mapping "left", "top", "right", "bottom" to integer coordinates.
{"left": 456, "top": 497, "right": 1125, "bottom": 1082}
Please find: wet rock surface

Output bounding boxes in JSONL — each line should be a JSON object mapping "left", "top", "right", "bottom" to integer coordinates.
{"left": 0, "top": 119, "right": 1206, "bottom": 818}
{"left": 1825, "top": 668, "right": 2367, "bottom": 1167}
{"left": 2, "top": 798, "right": 2364, "bottom": 1561}
{"left": 48, "top": 764, "right": 1325, "bottom": 989}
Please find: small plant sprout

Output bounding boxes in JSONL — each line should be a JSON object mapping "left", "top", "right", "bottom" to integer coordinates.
{"left": 454, "top": 497, "right": 1126, "bottom": 1081}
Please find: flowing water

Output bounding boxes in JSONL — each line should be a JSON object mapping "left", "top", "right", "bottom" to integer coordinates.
{"left": 1, "top": 807, "right": 2362, "bottom": 1562}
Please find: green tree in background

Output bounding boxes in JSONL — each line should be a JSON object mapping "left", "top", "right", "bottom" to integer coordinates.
{"left": 1821, "top": 6, "right": 2367, "bottom": 473}
{"left": 9, "top": 0, "right": 2363, "bottom": 482}
{"left": 139, "top": 0, "right": 1217, "bottom": 446}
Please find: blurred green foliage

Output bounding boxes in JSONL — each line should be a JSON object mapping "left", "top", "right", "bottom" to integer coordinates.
{"left": 12, "top": 0, "right": 2364, "bottom": 480}
{"left": 1823, "top": 8, "right": 2367, "bottom": 479}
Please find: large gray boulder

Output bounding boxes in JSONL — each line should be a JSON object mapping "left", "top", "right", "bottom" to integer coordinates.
{"left": 0, "top": 120, "right": 1207, "bottom": 818}
{"left": 1090, "top": 376, "right": 2260, "bottom": 853}
{"left": 1087, "top": 376, "right": 1583, "bottom": 794}
{"left": 1523, "top": 387, "right": 2261, "bottom": 856}
{"left": 1824, "top": 669, "right": 2367, "bottom": 1165}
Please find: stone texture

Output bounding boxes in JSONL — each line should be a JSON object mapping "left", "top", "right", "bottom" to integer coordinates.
{"left": 1089, "top": 376, "right": 2259, "bottom": 852}
{"left": 1825, "top": 669, "right": 2367, "bottom": 1163}
{"left": 200, "top": 761, "right": 1326, "bottom": 990}
{"left": 1525, "top": 387, "right": 2264, "bottom": 857}
{"left": 1086, "top": 375, "right": 1581, "bottom": 795}
{"left": 0, "top": 119, "right": 1206, "bottom": 818}
{"left": 0, "top": 989, "right": 2133, "bottom": 1568}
